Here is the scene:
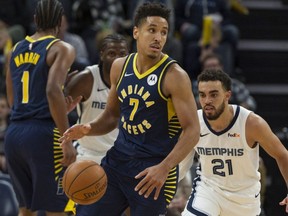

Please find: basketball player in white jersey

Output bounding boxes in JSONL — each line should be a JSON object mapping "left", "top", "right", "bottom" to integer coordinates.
{"left": 65, "top": 34, "right": 129, "bottom": 164}
{"left": 181, "top": 69, "right": 288, "bottom": 215}
{"left": 64, "top": 34, "right": 129, "bottom": 215}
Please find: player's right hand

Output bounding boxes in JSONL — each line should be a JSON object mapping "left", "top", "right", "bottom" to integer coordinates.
{"left": 59, "top": 124, "right": 91, "bottom": 143}
{"left": 61, "top": 141, "right": 77, "bottom": 167}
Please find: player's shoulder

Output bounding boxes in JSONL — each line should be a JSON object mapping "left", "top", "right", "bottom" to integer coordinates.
{"left": 49, "top": 39, "right": 75, "bottom": 54}
{"left": 74, "top": 68, "right": 93, "bottom": 82}
{"left": 114, "top": 55, "right": 129, "bottom": 66}
{"left": 246, "top": 111, "right": 267, "bottom": 130}
{"left": 167, "top": 62, "right": 185, "bottom": 74}
{"left": 165, "top": 62, "right": 190, "bottom": 84}
{"left": 111, "top": 55, "right": 129, "bottom": 72}
{"left": 58, "top": 39, "right": 75, "bottom": 48}
{"left": 47, "top": 39, "right": 76, "bottom": 61}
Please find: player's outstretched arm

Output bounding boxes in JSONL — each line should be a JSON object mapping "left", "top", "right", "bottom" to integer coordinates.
{"left": 246, "top": 113, "right": 288, "bottom": 213}
{"left": 60, "top": 57, "right": 124, "bottom": 144}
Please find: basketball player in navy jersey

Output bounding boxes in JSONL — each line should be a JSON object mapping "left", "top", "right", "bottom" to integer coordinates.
{"left": 5, "top": 0, "right": 77, "bottom": 215}
{"left": 181, "top": 69, "right": 288, "bottom": 215}
{"left": 64, "top": 34, "right": 129, "bottom": 215}
{"left": 60, "top": 2, "right": 200, "bottom": 215}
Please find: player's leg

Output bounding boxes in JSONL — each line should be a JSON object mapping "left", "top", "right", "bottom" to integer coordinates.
{"left": 29, "top": 121, "right": 71, "bottom": 212}
{"left": 219, "top": 185, "right": 261, "bottom": 216}
{"left": 128, "top": 166, "right": 179, "bottom": 216}
{"left": 182, "top": 177, "right": 221, "bottom": 216}
{"left": 76, "top": 164, "right": 128, "bottom": 216}
{"left": 5, "top": 121, "right": 36, "bottom": 215}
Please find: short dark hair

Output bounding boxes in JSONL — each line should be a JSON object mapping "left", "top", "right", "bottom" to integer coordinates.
{"left": 197, "top": 69, "right": 232, "bottom": 91}
{"left": 35, "top": 0, "right": 64, "bottom": 31}
{"left": 134, "top": 2, "right": 171, "bottom": 27}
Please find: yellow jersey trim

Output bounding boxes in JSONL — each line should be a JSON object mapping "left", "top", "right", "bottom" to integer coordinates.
{"left": 116, "top": 54, "right": 134, "bottom": 90}
{"left": 25, "top": 35, "right": 56, "bottom": 43}
{"left": 133, "top": 53, "right": 169, "bottom": 79}
{"left": 158, "top": 60, "right": 176, "bottom": 101}
{"left": 46, "top": 39, "right": 60, "bottom": 50}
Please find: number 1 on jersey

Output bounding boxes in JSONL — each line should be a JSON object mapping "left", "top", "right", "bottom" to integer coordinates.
{"left": 21, "top": 71, "right": 29, "bottom": 104}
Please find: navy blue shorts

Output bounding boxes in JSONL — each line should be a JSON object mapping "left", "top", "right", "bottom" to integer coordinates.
{"left": 76, "top": 148, "right": 179, "bottom": 216}
{"left": 4, "top": 119, "right": 71, "bottom": 212}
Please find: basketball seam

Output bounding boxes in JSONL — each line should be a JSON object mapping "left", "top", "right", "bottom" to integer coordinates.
{"left": 67, "top": 164, "right": 99, "bottom": 195}
{"left": 71, "top": 172, "right": 106, "bottom": 195}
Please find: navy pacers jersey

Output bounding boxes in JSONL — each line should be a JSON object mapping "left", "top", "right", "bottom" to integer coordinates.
{"left": 115, "top": 53, "right": 182, "bottom": 159}
{"left": 9, "top": 36, "right": 60, "bottom": 121}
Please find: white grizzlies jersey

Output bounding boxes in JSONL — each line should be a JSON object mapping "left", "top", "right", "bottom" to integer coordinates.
{"left": 76, "top": 65, "right": 118, "bottom": 162}
{"left": 196, "top": 105, "right": 260, "bottom": 192}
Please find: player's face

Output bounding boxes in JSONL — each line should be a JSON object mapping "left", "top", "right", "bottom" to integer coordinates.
{"left": 133, "top": 16, "right": 168, "bottom": 59}
{"left": 198, "top": 81, "right": 230, "bottom": 120}
{"left": 101, "top": 41, "right": 129, "bottom": 75}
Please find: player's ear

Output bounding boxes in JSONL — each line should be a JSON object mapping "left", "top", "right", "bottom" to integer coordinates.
{"left": 133, "top": 26, "right": 139, "bottom": 40}
{"left": 225, "top": 90, "right": 232, "bottom": 101}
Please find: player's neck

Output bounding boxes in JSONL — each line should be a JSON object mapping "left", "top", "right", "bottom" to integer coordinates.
{"left": 136, "top": 52, "right": 164, "bottom": 74}
{"left": 101, "top": 66, "right": 111, "bottom": 87}
{"left": 208, "top": 105, "right": 234, "bottom": 132}
{"left": 32, "top": 30, "right": 58, "bottom": 40}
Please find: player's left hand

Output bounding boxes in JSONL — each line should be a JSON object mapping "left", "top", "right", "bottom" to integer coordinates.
{"left": 279, "top": 195, "right": 288, "bottom": 213}
{"left": 134, "top": 163, "right": 170, "bottom": 200}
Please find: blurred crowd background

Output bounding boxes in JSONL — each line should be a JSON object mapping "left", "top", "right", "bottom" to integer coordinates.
{"left": 0, "top": 0, "right": 288, "bottom": 215}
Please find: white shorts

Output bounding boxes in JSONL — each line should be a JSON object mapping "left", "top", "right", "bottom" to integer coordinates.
{"left": 75, "top": 144, "right": 106, "bottom": 165}
{"left": 182, "top": 178, "right": 261, "bottom": 216}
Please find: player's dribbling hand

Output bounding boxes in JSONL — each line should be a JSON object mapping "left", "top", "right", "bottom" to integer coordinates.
{"left": 279, "top": 196, "right": 288, "bottom": 213}
{"left": 134, "top": 163, "right": 169, "bottom": 200}
{"left": 59, "top": 124, "right": 91, "bottom": 143}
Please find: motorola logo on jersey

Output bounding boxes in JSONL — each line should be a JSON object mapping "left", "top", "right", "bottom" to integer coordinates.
{"left": 228, "top": 133, "right": 240, "bottom": 137}
{"left": 147, "top": 74, "right": 158, "bottom": 86}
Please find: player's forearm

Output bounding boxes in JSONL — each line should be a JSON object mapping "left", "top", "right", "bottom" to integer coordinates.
{"left": 276, "top": 153, "right": 288, "bottom": 191}
{"left": 87, "top": 110, "right": 118, "bottom": 136}
{"left": 161, "top": 127, "right": 200, "bottom": 171}
{"left": 47, "top": 88, "right": 70, "bottom": 135}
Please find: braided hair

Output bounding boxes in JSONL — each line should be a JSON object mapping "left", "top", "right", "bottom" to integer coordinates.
{"left": 34, "top": 0, "right": 64, "bottom": 32}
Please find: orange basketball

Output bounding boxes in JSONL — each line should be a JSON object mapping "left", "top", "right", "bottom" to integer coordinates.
{"left": 62, "top": 160, "right": 107, "bottom": 205}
